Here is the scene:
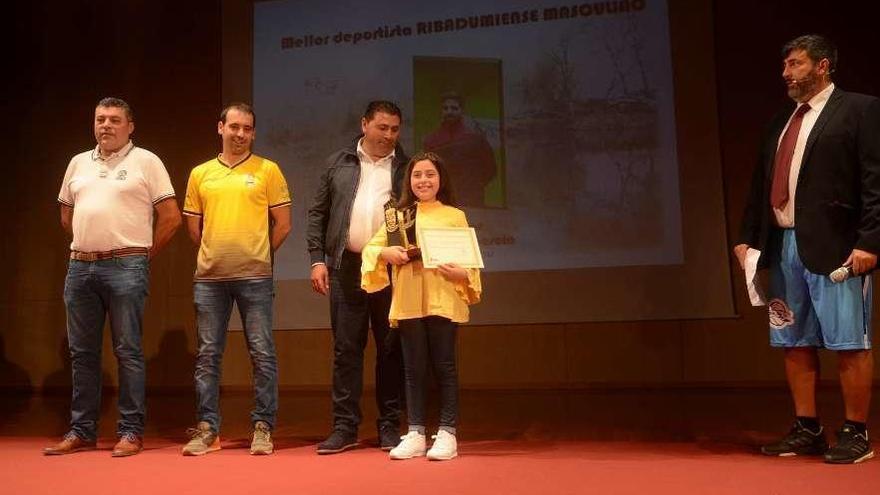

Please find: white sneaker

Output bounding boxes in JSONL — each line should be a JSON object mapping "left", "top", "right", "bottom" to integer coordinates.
{"left": 389, "top": 431, "right": 426, "bottom": 460}
{"left": 426, "top": 430, "right": 458, "bottom": 460}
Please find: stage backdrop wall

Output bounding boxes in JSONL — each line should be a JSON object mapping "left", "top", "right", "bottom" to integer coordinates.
{"left": 2, "top": 0, "right": 879, "bottom": 393}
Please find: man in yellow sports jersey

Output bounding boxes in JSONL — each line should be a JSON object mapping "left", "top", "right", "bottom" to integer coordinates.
{"left": 181, "top": 103, "right": 292, "bottom": 456}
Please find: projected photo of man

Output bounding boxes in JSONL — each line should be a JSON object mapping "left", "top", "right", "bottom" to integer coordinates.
{"left": 423, "top": 91, "right": 497, "bottom": 208}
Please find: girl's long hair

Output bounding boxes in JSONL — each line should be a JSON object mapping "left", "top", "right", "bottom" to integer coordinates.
{"left": 397, "top": 151, "right": 456, "bottom": 208}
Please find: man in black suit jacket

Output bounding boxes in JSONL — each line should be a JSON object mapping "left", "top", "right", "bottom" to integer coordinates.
{"left": 735, "top": 35, "right": 880, "bottom": 464}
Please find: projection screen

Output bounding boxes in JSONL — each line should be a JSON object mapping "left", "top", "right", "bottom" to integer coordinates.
{"left": 221, "top": 0, "right": 735, "bottom": 329}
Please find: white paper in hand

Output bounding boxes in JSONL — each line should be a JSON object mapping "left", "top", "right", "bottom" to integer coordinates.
{"left": 744, "top": 248, "right": 766, "bottom": 306}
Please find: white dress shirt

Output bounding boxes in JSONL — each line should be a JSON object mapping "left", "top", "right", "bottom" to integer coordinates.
{"left": 347, "top": 139, "right": 394, "bottom": 252}
{"left": 773, "top": 83, "right": 835, "bottom": 227}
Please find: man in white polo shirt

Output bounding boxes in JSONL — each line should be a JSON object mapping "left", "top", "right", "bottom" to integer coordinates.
{"left": 44, "top": 97, "right": 181, "bottom": 457}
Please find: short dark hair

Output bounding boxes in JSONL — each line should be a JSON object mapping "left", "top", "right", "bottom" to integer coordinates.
{"left": 397, "top": 151, "right": 456, "bottom": 208}
{"left": 440, "top": 91, "right": 464, "bottom": 107}
{"left": 363, "top": 100, "right": 402, "bottom": 123}
{"left": 782, "top": 34, "right": 838, "bottom": 74}
{"left": 96, "top": 97, "right": 133, "bottom": 121}
{"left": 220, "top": 102, "right": 256, "bottom": 127}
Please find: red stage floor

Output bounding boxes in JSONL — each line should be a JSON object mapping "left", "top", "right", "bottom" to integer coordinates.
{"left": 1, "top": 388, "right": 877, "bottom": 494}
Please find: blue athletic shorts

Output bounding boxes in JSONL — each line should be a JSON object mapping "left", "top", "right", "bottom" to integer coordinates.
{"left": 767, "top": 229, "right": 872, "bottom": 350}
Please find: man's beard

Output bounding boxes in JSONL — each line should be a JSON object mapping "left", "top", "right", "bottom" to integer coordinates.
{"left": 787, "top": 70, "right": 819, "bottom": 101}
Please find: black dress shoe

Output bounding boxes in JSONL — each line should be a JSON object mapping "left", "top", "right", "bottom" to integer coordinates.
{"left": 316, "top": 430, "right": 358, "bottom": 455}
{"left": 379, "top": 425, "right": 401, "bottom": 451}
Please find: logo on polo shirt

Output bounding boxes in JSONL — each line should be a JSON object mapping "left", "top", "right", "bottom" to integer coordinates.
{"left": 115, "top": 170, "right": 128, "bottom": 181}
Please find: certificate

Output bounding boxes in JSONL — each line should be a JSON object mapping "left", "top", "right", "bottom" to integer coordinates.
{"left": 417, "top": 227, "right": 484, "bottom": 269}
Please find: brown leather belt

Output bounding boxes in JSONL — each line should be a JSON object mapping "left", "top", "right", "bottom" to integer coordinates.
{"left": 70, "top": 247, "right": 149, "bottom": 261}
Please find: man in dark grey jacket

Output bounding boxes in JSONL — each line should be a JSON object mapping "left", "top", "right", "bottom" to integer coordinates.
{"left": 307, "top": 101, "right": 408, "bottom": 454}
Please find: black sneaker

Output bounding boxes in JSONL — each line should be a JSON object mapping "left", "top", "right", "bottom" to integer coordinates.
{"left": 316, "top": 430, "right": 358, "bottom": 455}
{"left": 379, "top": 425, "right": 401, "bottom": 451}
{"left": 760, "top": 422, "right": 828, "bottom": 456}
{"left": 824, "top": 425, "right": 875, "bottom": 464}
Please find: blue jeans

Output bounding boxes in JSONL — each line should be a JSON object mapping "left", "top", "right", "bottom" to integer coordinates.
{"left": 193, "top": 278, "right": 278, "bottom": 432}
{"left": 63, "top": 255, "right": 149, "bottom": 441}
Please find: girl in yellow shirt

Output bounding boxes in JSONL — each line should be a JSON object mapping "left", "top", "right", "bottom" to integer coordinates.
{"left": 361, "top": 152, "right": 481, "bottom": 460}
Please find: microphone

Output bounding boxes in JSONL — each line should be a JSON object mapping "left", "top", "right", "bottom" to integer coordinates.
{"left": 785, "top": 78, "right": 809, "bottom": 86}
{"left": 829, "top": 266, "right": 855, "bottom": 283}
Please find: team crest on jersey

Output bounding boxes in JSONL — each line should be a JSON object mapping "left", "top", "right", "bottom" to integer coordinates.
{"left": 768, "top": 298, "right": 795, "bottom": 329}
{"left": 115, "top": 170, "right": 128, "bottom": 181}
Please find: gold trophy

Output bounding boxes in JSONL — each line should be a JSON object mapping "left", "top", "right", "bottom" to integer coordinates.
{"left": 384, "top": 200, "right": 420, "bottom": 261}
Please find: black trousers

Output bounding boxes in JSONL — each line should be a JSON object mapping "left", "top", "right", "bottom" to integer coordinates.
{"left": 329, "top": 250, "right": 402, "bottom": 434}
{"left": 398, "top": 316, "right": 459, "bottom": 429}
